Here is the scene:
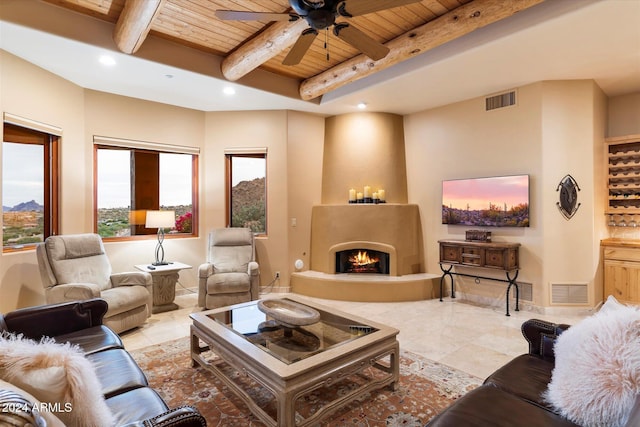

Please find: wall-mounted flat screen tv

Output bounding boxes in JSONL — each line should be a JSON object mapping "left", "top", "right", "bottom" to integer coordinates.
{"left": 442, "top": 175, "right": 530, "bottom": 227}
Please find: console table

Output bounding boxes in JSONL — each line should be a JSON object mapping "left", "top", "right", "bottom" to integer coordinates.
{"left": 438, "top": 240, "right": 521, "bottom": 316}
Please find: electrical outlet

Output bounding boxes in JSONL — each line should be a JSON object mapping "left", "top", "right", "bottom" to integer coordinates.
{"left": 275, "top": 271, "right": 280, "bottom": 279}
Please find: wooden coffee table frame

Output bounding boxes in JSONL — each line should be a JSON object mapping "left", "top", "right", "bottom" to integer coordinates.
{"left": 190, "top": 296, "right": 399, "bottom": 427}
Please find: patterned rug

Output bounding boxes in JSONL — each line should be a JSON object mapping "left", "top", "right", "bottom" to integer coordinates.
{"left": 130, "top": 337, "right": 482, "bottom": 426}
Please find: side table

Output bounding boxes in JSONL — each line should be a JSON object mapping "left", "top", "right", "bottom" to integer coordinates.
{"left": 135, "top": 262, "right": 192, "bottom": 314}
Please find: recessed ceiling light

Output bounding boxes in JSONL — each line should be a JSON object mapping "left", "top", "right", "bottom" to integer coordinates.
{"left": 223, "top": 86, "right": 236, "bottom": 96}
{"left": 357, "top": 102, "right": 367, "bottom": 109}
{"left": 98, "top": 55, "right": 116, "bottom": 66}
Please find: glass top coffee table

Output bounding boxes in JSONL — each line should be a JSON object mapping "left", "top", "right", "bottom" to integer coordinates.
{"left": 190, "top": 296, "right": 399, "bottom": 427}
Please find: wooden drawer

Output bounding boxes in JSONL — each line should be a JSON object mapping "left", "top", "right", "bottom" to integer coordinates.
{"left": 604, "top": 247, "right": 640, "bottom": 262}
{"left": 440, "top": 245, "right": 461, "bottom": 263}
{"left": 485, "top": 248, "right": 519, "bottom": 270}
{"left": 461, "top": 247, "right": 484, "bottom": 266}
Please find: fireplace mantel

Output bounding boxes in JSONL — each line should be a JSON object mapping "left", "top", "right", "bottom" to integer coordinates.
{"left": 310, "top": 204, "right": 423, "bottom": 276}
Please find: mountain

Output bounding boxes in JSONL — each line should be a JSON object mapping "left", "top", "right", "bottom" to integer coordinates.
{"left": 7, "top": 200, "right": 44, "bottom": 212}
{"left": 232, "top": 178, "right": 265, "bottom": 209}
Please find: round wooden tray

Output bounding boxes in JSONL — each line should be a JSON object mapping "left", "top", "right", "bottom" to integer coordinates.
{"left": 257, "top": 299, "right": 320, "bottom": 328}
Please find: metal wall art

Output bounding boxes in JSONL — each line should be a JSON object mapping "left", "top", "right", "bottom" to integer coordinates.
{"left": 556, "top": 174, "right": 581, "bottom": 220}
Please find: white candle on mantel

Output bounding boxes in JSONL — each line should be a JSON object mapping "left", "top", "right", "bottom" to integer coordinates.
{"left": 378, "top": 189, "right": 385, "bottom": 201}
{"left": 349, "top": 188, "right": 356, "bottom": 201}
{"left": 364, "top": 186, "right": 371, "bottom": 198}
{"left": 373, "top": 192, "right": 379, "bottom": 200}
{"left": 357, "top": 192, "right": 364, "bottom": 200}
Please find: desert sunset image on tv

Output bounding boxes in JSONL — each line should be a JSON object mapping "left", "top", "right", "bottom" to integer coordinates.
{"left": 442, "top": 175, "right": 530, "bottom": 227}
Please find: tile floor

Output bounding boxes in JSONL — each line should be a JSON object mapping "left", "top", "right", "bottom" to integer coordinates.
{"left": 121, "top": 290, "right": 590, "bottom": 380}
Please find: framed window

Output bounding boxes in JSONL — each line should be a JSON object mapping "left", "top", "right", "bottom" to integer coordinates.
{"left": 94, "top": 136, "right": 199, "bottom": 240}
{"left": 2, "top": 116, "right": 60, "bottom": 252}
{"left": 225, "top": 149, "right": 267, "bottom": 235}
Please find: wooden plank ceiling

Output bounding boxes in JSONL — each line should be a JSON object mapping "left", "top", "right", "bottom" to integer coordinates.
{"left": 42, "top": 0, "right": 544, "bottom": 101}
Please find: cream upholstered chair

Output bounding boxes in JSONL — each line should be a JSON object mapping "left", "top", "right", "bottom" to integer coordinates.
{"left": 198, "top": 227, "right": 260, "bottom": 310}
{"left": 36, "top": 233, "right": 152, "bottom": 333}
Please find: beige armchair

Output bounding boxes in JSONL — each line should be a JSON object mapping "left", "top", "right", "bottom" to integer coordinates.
{"left": 36, "top": 233, "right": 152, "bottom": 333}
{"left": 198, "top": 228, "right": 260, "bottom": 310}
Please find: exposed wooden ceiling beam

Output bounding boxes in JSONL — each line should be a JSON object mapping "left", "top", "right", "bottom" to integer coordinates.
{"left": 221, "top": 19, "right": 309, "bottom": 81}
{"left": 114, "top": 0, "right": 166, "bottom": 54}
{"left": 299, "top": 0, "right": 546, "bottom": 100}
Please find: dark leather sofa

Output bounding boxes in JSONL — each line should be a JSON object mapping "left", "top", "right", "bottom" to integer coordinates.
{"left": 426, "top": 318, "right": 640, "bottom": 427}
{"left": 0, "top": 298, "right": 206, "bottom": 427}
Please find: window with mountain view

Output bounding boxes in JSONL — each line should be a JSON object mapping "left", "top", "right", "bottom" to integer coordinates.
{"left": 95, "top": 141, "right": 198, "bottom": 240}
{"left": 2, "top": 122, "right": 59, "bottom": 252}
{"left": 226, "top": 152, "right": 266, "bottom": 235}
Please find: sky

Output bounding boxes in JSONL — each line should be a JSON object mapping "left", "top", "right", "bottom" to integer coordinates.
{"left": 97, "top": 153, "right": 265, "bottom": 208}
{"left": 2, "top": 142, "right": 43, "bottom": 207}
{"left": 97, "top": 150, "right": 193, "bottom": 208}
{"left": 231, "top": 157, "right": 265, "bottom": 186}
{"left": 442, "top": 175, "right": 529, "bottom": 211}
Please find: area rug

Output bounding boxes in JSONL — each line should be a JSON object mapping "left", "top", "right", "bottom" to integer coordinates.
{"left": 130, "top": 337, "right": 482, "bottom": 426}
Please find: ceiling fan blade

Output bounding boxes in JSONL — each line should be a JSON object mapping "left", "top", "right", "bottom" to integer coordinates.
{"left": 215, "top": 10, "right": 297, "bottom": 22}
{"left": 333, "top": 23, "right": 389, "bottom": 61}
{"left": 338, "top": 0, "right": 423, "bottom": 17}
{"left": 283, "top": 29, "right": 318, "bottom": 65}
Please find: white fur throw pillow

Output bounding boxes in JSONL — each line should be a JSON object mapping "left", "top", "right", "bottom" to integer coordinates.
{"left": 543, "top": 301, "right": 640, "bottom": 427}
{"left": 0, "top": 334, "right": 114, "bottom": 427}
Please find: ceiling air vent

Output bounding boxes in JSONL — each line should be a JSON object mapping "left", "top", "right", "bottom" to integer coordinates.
{"left": 485, "top": 90, "right": 516, "bottom": 111}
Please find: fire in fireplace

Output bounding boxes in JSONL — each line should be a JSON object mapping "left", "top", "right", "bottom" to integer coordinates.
{"left": 335, "top": 249, "right": 390, "bottom": 274}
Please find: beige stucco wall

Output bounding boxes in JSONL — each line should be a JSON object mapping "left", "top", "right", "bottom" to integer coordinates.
{"left": 404, "top": 81, "right": 607, "bottom": 311}
{"left": 608, "top": 92, "right": 640, "bottom": 137}
{"left": 539, "top": 80, "right": 607, "bottom": 307}
{"left": 322, "top": 113, "right": 407, "bottom": 204}
{"left": 286, "top": 111, "right": 325, "bottom": 276}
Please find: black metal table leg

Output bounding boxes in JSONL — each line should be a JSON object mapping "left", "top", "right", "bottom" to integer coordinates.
{"left": 505, "top": 270, "right": 520, "bottom": 316}
{"left": 439, "top": 264, "right": 455, "bottom": 301}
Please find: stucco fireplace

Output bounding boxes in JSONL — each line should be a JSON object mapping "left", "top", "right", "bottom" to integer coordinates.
{"left": 309, "top": 204, "right": 421, "bottom": 276}
{"left": 290, "top": 112, "right": 439, "bottom": 302}
{"left": 291, "top": 204, "right": 439, "bottom": 302}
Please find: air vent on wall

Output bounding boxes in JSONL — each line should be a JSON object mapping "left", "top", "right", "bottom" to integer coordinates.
{"left": 511, "top": 282, "right": 532, "bottom": 302}
{"left": 551, "top": 283, "right": 588, "bottom": 305}
{"left": 486, "top": 90, "right": 516, "bottom": 111}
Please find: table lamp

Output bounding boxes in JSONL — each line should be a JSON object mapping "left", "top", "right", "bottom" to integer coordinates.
{"left": 145, "top": 210, "right": 175, "bottom": 265}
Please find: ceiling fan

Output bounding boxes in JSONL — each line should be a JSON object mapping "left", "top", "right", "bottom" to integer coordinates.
{"left": 215, "top": 0, "right": 422, "bottom": 65}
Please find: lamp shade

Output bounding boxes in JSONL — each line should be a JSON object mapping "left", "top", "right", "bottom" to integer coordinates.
{"left": 145, "top": 210, "right": 175, "bottom": 229}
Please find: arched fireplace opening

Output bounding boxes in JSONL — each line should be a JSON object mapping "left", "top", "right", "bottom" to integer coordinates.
{"left": 335, "top": 249, "right": 390, "bottom": 275}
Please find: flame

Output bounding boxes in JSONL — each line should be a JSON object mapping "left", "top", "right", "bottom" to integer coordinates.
{"left": 348, "top": 250, "right": 379, "bottom": 266}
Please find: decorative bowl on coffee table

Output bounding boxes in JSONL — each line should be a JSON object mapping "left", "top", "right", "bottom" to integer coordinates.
{"left": 257, "top": 299, "right": 320, "bottom": 328}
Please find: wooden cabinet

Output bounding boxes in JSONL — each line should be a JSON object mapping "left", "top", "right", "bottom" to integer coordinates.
{"left": 439, "top": 240, "right": 520, "bottom": 270}
{"left": 606, "top": 134, "right": 640, "bottom": 214}
{"left": 602, "top": 238, "right": 640, "bottom": 305}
